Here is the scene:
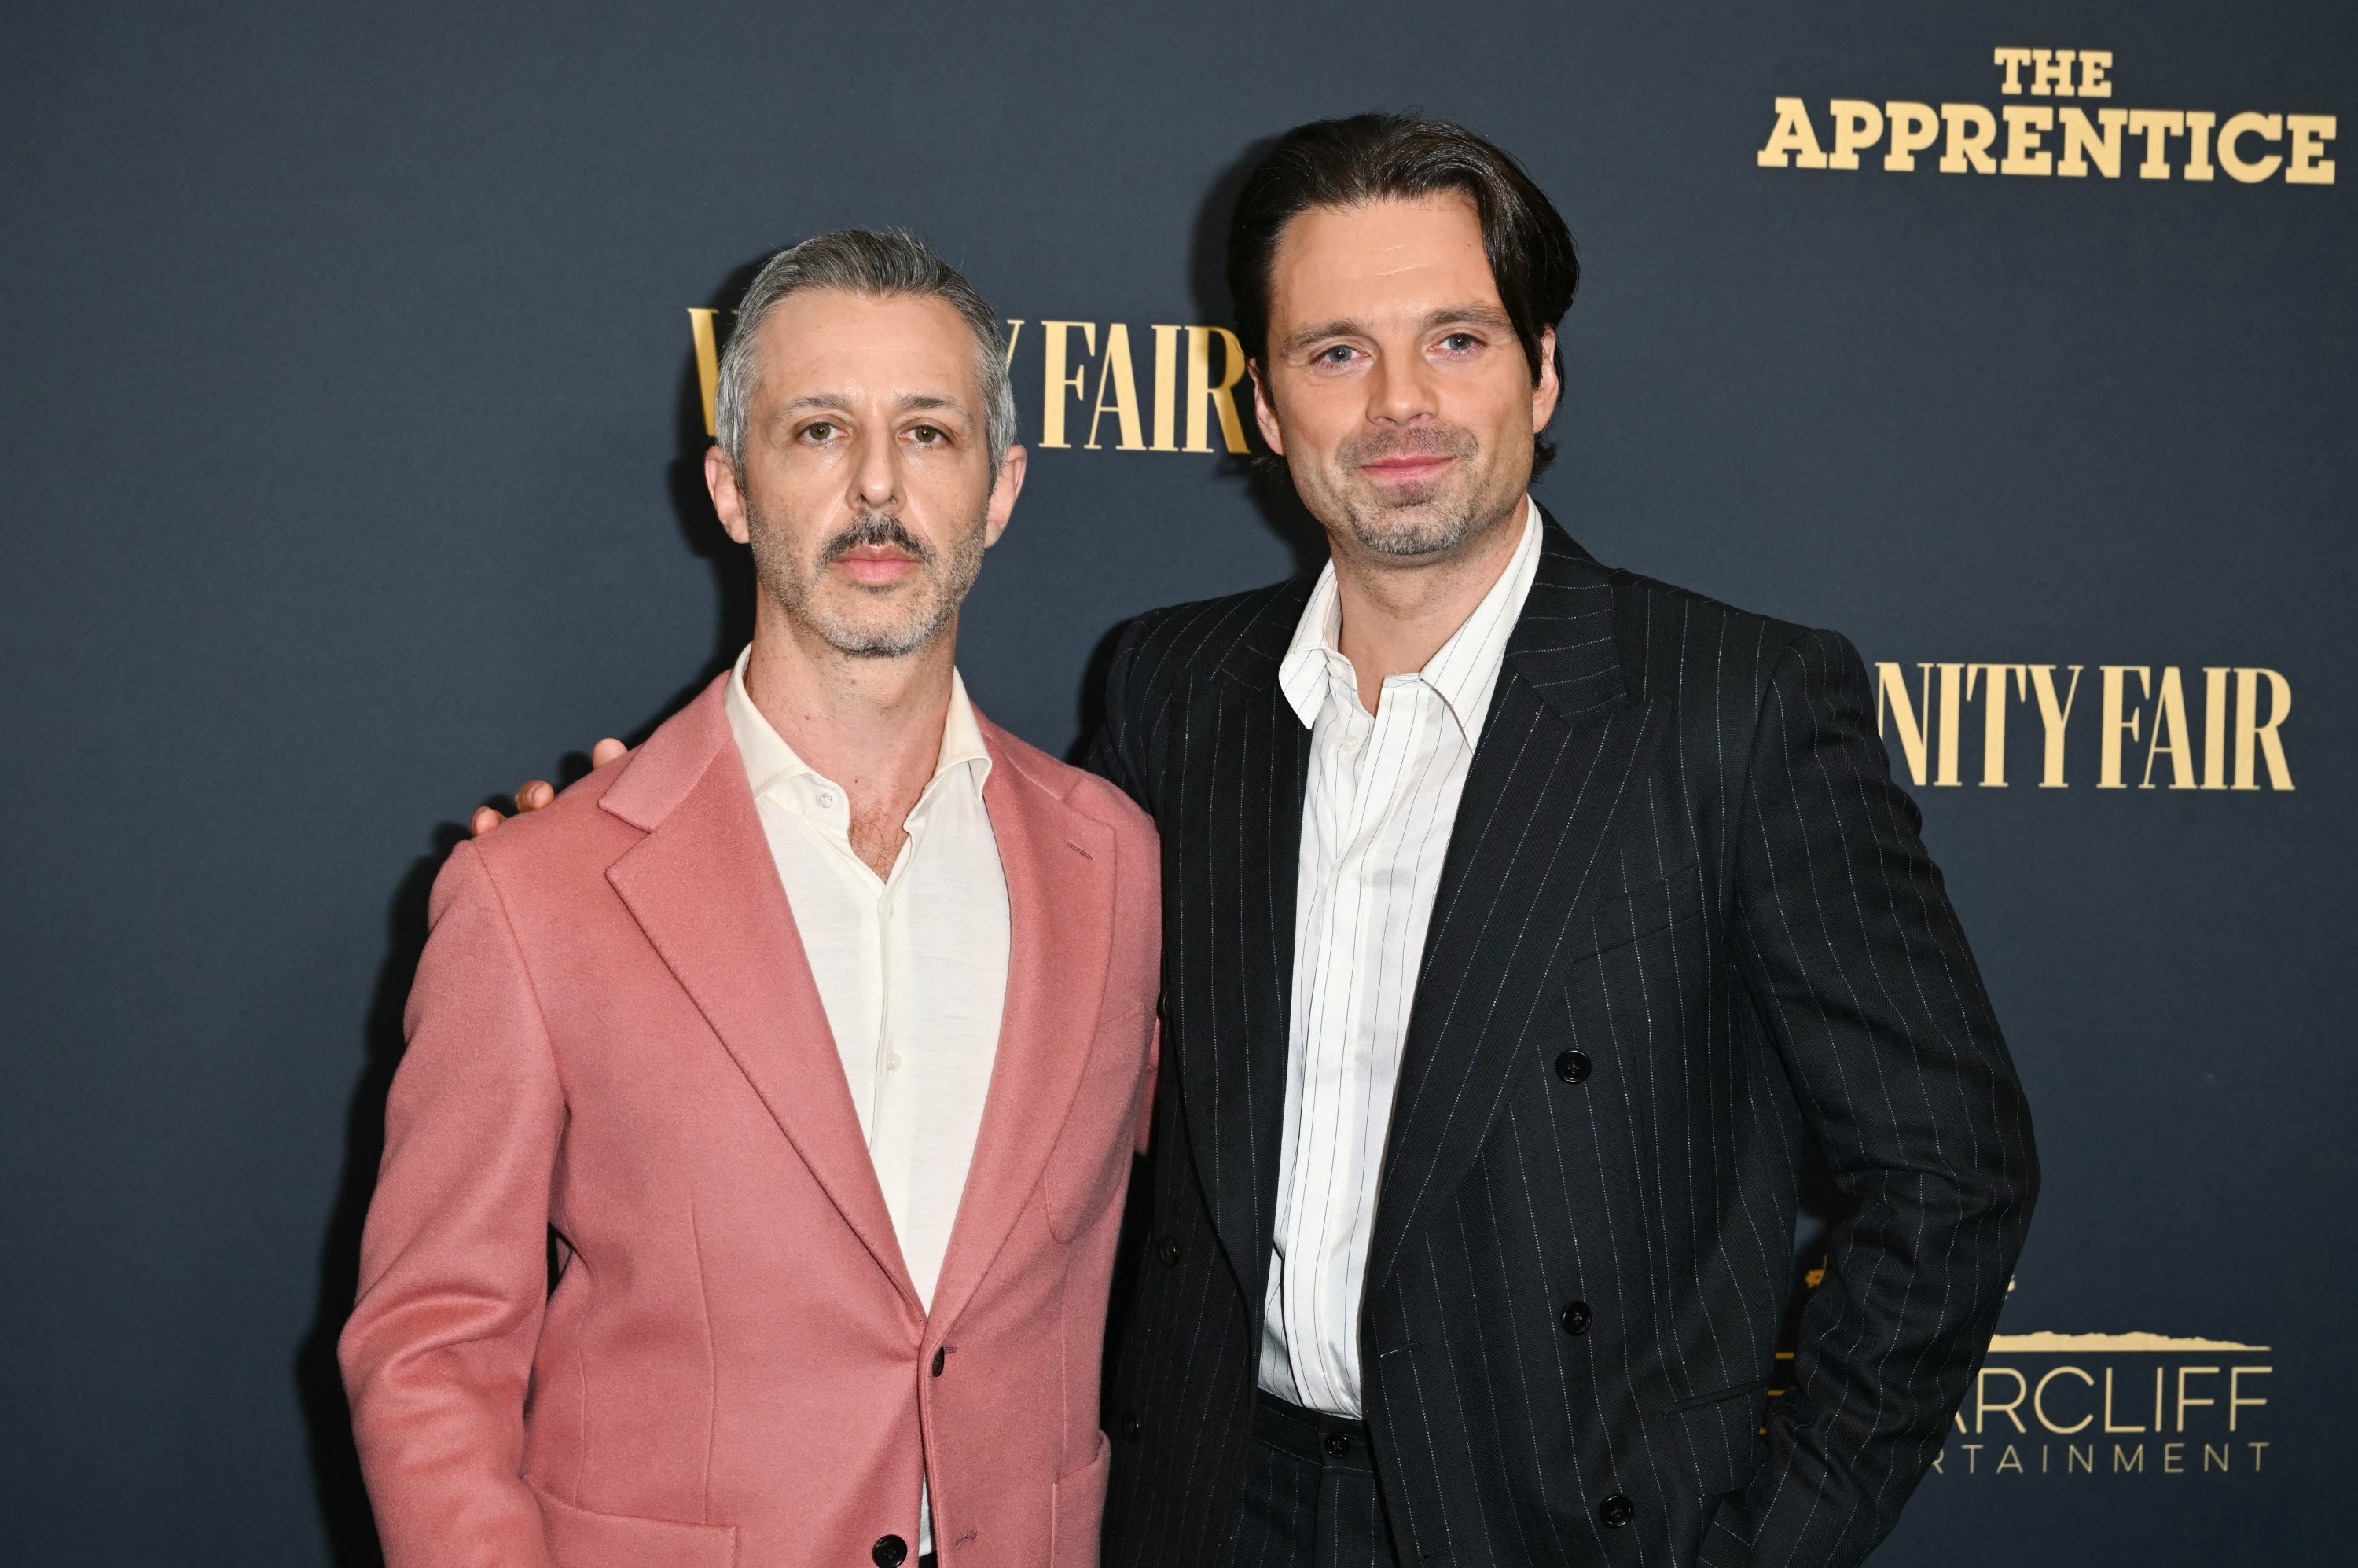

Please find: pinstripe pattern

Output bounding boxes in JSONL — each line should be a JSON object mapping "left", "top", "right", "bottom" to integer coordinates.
{"left": 1089, "top": 516, "right": 2037, "bottom": 1568}
{"left": 1231, "top": 1396, "right": 1393, "bottom": 1568}
{"left": 1262, "top": 504, "right": 1542, "bottom": 1419}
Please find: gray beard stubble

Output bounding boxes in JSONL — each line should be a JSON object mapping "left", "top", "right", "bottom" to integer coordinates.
{"left": 1333, "top": 424, "right": 1486, "bottom": 558}
{"left": 752, "top": 504, "right": 988, "bottom": 659}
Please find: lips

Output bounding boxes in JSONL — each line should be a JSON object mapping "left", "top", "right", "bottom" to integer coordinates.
{"left": 836, "top": 545, "right": 919, "bottom": 585}
{"left": 1342, "top": 427, "right": 1478, "bottom": 486}
{"left": 1361, "top": 455, "right": 1457, "bottom": 480}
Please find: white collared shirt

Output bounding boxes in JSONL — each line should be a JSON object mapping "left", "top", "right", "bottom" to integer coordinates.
{"left": 727, "top": 651, "right": 1010, "bottom": 1555}
{"left": 724, "top": 648, "right": 1011, "bottom": 1309}
{"left": 1258, "top": 498, "right": 1544, "bottom": 1418}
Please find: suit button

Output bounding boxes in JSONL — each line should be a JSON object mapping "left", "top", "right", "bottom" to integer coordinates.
{"left": 1323, "top": 1433, "right": 1351, "bottom": 1459}
{"left": 1599, "top": 1494, "right": 1635, "bottom": 1529}
{"left": 1561, "top": 1300, "right": 1592, "bottom": 1336}
{"left": 1157, "top": 1236, "right": 1181, "bottom": 1268}
{"left": 1555, "top": 1049, "right": 1592, "bottom": 1084}
{"left": 872, "top": 1534, "right": 909, "bottom": 1567}
{"left": 1122, "top": 1410, "right": 1143, "bottom": 1441}
{"left": 931, "top": 1348, "right": 946, "bottom": 1377}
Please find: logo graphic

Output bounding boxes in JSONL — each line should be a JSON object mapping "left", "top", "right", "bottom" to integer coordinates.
{"left": 1934, "top": 1331, "right": 2274, "bottom": 1479}
{"left": 1872, "top": 661, "right": 2294, "bottom": 791}
{"left": 686, "top": 310, "right": 1257, "bottom": 454}
{"left": 1758, "top": 48, "right": 2337, "bottom": 186}
{"left": 1780, "top": 1269, "right": 2277, "bottom": 1482}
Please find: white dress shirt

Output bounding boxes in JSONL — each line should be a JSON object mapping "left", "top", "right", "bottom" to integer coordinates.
{"left": 725, "top": 649, "right": 1011, "bottom": 1553}
{"left": 1258, "top": 499, "right": 1543, "bottom": 1418}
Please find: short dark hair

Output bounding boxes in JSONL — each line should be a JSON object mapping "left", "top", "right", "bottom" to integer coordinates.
{"left": 1225, "top": 112, "right": 1579, "bottom": 477}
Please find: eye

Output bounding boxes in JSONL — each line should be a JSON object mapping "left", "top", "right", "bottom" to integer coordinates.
{"left": 1438, "top": 332, "right": 1481, "bottom": 353}
{"left": 907, "top": 424, "right": 946, "bottom": 445}
{"left": 1315, "top": 343, "right": 1360, "bottom": 365}
{"left": 799, "top": 420, "right": 838, "bottom": 443}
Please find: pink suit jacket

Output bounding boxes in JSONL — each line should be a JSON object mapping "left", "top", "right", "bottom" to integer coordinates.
{"left": 340, "top": 675, "right": 1161, "bottom": 1568}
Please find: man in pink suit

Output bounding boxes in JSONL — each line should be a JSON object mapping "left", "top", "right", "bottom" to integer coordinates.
{"left": 340, "top": 230, "right": 1162, "bottom": 1568}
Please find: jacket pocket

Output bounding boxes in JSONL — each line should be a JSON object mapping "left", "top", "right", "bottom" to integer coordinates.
{"left": 1571, "top": 861, "right": 1705, "bottom": 964}
{"left": 1660, "top": 1375, "right": 1769, "bottom": 1498}
{"left": 1041, "top": 1006, "right": 1153, "bottom": 1242}
{"left": 1049, "top": 1428, "right": 1112, "bottom": 1566}
{"left": 1695, "top": 1489, "right": 1754, "bottom": 1568}
{"left": 533, "top": 1483, "right": 738, "bottom": 1568}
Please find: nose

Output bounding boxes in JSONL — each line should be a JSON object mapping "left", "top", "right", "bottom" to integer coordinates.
{"left": 850, "top": 424, "right": 901, "bottom": 512}
{"left": 1368, "top": 344, "right": 1438, "bottom": 427}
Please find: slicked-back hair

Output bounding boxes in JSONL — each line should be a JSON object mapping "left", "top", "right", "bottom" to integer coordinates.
{"left": 715, "top": 228, "right": 1016, "bottom": 477}
{"left": 1226, "top": 113, "right": 1579, "bottom": 478}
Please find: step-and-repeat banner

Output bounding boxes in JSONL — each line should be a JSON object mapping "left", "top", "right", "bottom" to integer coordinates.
{"left": 3, "top": 3, "right": 2347, "bottom": 1564}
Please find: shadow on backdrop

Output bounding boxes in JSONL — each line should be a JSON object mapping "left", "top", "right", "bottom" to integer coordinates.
{"left": 293, "top": 254, "right": 774, "bottom": 1564}
{"left": 1068, "top": 133, "right": 1328, "bottom": 764}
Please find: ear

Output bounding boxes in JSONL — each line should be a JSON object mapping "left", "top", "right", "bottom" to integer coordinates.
{"left": 705, "top": 444, "right": 751, "bottom": 545}
{"left": 982, "top": 442, "right": 1027, "bottom": 549}
{"left": 1530, "top": 325, "right": 1562, "bottom": 433}
{"left": 1248, "top": 362, "right": 1286, "bottom": 456}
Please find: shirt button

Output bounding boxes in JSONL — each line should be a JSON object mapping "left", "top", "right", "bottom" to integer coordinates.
{"left": 885, "top": 1052, "right": 903, "bottom": 1073}
{"left": 817, "top": 790, "right": 837, "bottom": 809}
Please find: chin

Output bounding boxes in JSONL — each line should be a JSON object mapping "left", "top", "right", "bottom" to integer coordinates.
{"left": 1340, "top": 493, "right": 1472, "bottom": 554}
{"left": 812, "top": 598, "right": 952, "bottom": 660}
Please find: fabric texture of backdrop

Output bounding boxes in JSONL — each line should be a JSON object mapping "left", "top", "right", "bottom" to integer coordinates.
{"left": 1, "top": 3, "right": 2348, "bottom": 1565}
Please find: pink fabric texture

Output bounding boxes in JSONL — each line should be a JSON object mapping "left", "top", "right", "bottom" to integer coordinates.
{"left": 340, "top": 676, "right": 1161, "bottom": 1568}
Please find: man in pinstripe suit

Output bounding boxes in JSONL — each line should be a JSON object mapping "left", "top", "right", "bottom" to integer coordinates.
{"left": 1089, "top": 114, "right": 2037, "bottom": 1568}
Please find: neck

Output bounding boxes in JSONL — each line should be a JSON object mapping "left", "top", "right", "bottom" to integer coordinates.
{"left": 743, "top": 599, "right": 960, "bottom": 851}
{"left": 1328, "top": 494, "right": 1528, "bottom": 711}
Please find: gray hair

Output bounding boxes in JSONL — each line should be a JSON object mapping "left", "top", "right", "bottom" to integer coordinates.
{"left": 714, "top": 228, "right": 1016, "bottom": 476}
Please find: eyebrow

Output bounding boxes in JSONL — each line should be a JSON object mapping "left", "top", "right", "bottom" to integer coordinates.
{"left": 779, "top": 392, "right": 971, "bottom": 417}
{"left": 1276, "top": 303, "right": 1518, "bottom": 357}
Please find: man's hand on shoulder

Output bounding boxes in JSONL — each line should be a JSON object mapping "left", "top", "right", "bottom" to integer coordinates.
{"left": 468, "top": 738, "right": 630, "bottom": 837}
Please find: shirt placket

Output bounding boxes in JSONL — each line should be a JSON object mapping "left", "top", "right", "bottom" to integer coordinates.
{"left": 1281, "top": 669, "right": 1355, "bottom": 1407}
{"left": 1316, "top": 670, "right": 1419, "bottom": 1409}
{"left": 1339, "top": 678, "right": 1423, "bottom": 1408}
{"left": 867, "top": 799, "right": 937, "bottom": 1283}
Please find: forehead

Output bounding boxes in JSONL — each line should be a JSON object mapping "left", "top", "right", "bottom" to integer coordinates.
{"left": 752, "top": 288, "right": 979, "bottom": 401}
{"left": 1267, "top": 193, "right": 1498, "bottom": 325}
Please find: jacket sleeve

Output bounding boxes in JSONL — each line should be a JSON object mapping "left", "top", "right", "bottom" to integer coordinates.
{"left": 1719, "top": 628, "right": 2038, "bottom": 1568}
{"left": 1084, "top": 615, "right": 1170, "bottom": 1155}
{"left": 339, "top": 840, "right": 564, "bottom": 1568}
{"left": 1079, "top": 612, "right": 1159, "bottom": 814}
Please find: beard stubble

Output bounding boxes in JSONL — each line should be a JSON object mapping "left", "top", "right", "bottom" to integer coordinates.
{"left": 750, "top": 501, "right": 989, "bottom": 659}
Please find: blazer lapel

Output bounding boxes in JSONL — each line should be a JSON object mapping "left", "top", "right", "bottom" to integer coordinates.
{"left": 601, "top": 679, "right": 920, "bottom": 1314}
{"left": 1368, "top": 518, "right": 1668, "bottom": 1290}
{"left": 1180, "top": 586, "right": 1313, "bottom": 1313}
{"left": 926, "top": 722, "right": 1115, "bottom": 1331}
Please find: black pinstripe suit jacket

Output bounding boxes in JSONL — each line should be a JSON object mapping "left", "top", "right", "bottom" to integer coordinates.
{"left": 1085, "top": 516, "right": 2037, "bottom": 1568}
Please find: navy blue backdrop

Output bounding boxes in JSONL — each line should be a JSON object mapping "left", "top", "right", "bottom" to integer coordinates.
{"left": 2, "top": 3, "right": 2349, "bottom": 1563}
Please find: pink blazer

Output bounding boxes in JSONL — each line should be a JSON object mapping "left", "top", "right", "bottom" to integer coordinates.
{"left": 340, "top": 677, "right": 1161, "bottom": 1568}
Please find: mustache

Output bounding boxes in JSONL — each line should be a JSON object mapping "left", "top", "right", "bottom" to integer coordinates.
{"left": 1339, "top": 424, "right": 1479, "bottom": 469}
{"left": 818, "top": 510, "right": 933, "bottom": 567}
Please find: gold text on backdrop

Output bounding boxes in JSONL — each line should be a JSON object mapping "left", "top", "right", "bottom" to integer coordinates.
{"left": 687, "top": 310, "right": 1254, "bottom": 452}
{"left": 1758, "top": 49, "right": 2337, "bottom": 185}
{"left": 1873, "top": 662, "right": 2294, "bottom": 790}
{"left": 1931, "top": 1338, "right": 2272, "bottom": 1482}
